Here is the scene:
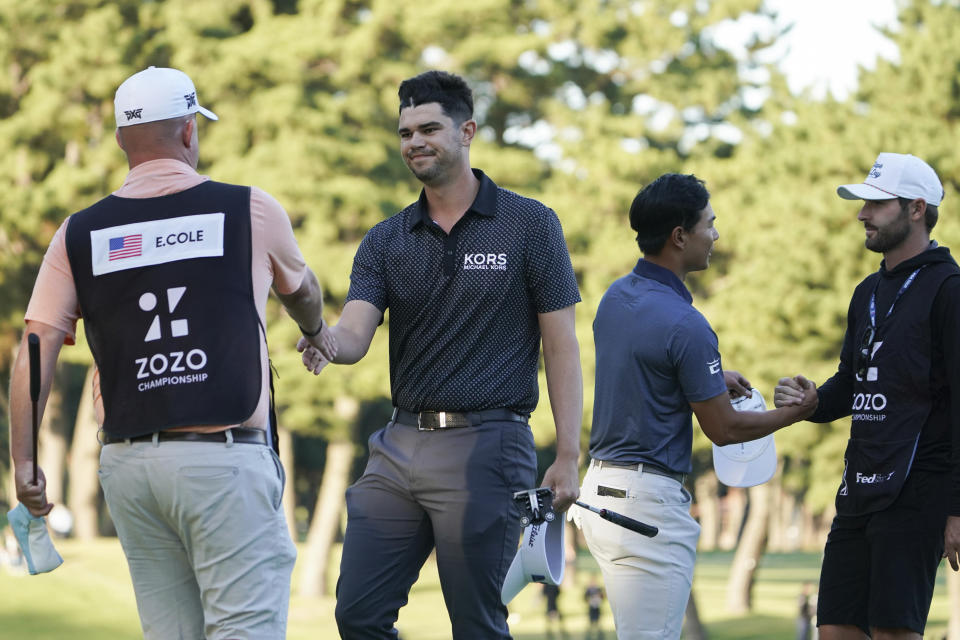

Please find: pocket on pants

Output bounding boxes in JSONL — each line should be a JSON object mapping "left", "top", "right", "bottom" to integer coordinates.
{"left": 266, "top": 449, "right": 286, "bottom": 511}
{"left": 179, "top": 466, "right": 239, "bottom": 480}
{"left": 498, "top": 424, "right": 537, "bottom": 490}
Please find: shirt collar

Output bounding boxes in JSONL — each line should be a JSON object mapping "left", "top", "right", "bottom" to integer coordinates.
{"left": 405, "top": 168, "right": 498, "bottom": 232}
{"left": 113, "top": 159, "right": 208, "bottom": 198}
{"left": 633, "top": 258, "right": 693, "bottom": 304}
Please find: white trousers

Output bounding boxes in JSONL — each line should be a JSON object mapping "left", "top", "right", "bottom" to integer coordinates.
{"left": 579, "top": 461, "right": 700, "bottom": 640}
{"left": 99, "top": 439, "right": 297, "bottom": 640}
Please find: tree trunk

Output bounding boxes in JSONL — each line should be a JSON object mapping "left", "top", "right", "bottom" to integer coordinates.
{"left": 279, "top": 425, "right": 297, "bottom": 542}
{"left": 297, "top": 439, "right": 354, "bottom": 597}
{"left": 777, "top": 490, "right": 801, "bottom": 552}
{"left": 765, "top": 463, "right": 785, "bottom": 552}
{"left": 38, "top": 361, "right": 70, "bottom": 506}
{"left": 564, "top": 519, "right": 577, "bottom": 582}
{"left": 695, "top": 471, "right": 719, "bottom": 551}
{"left": 717, "top": 487, "right": 747, "bottom": 551}
{"left": 811, "top": 502, "right": 836, "bottom": 550}
{"left": 66, "top": 366, "right": 101, "bottom": 539}
{"left": 948, "top": 566, "right": 960, "bottom": 640}
{"left": 682, "top": 590, "right": 709, "bottom": 640}
{"left": 726, "top": 482, "right": 771, "bottom": 613}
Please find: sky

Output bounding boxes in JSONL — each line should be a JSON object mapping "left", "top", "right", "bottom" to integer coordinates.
{"left": 758, "top": 0, "right": 901, "bottom": 99}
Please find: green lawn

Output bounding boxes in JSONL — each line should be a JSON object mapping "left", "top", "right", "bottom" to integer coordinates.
{"left": 0, "top": 540, "right": 952, "bottom": 639}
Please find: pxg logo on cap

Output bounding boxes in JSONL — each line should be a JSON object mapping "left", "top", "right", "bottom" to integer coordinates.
{"left": 712, "top": 389, "right": 778, "bottom": 488}
{"left": 114, "top": 67, "right": 218, "bottom": 128}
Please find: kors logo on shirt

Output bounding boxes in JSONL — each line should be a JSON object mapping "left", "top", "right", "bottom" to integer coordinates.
{"left": 463, "top": 253, "right": 507, "bottom": 271}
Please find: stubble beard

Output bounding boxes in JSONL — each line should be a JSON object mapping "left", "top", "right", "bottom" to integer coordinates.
{"left": 865, "top": 205, "right": 910, "bottom": 254}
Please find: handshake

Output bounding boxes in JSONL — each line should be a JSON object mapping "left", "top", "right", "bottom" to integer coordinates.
{"left": 773, "top": 374, "right": 818, "bottom": 411}
{"left": 297, "top": 321, "right": 338, "bottom": 375}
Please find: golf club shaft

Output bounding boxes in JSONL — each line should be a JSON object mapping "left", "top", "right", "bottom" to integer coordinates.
{"left": 28, "top": 333, "right": 40, "bottom": 485}
{"left": 575, "top": 500, "right": 658, "bottom": 537}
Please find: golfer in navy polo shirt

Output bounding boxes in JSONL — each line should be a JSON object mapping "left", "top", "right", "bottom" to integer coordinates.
{"left": 579, "top": 173, "right": 817, "bottom": 639}
{"left": 299, "top": 71, "right": 582, "bottom": 639}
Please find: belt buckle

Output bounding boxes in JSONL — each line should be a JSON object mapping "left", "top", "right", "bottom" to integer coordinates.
{"left": 418, "top": 411, "right": 447, "bottom": 431}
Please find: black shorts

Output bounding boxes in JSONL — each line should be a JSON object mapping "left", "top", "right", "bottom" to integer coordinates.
{"left": 817, "top": 470, "right": 949, "bottom": 635}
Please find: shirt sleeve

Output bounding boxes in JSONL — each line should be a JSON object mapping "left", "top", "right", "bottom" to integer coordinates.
{"left": 345, "top": 225, "right": 388, "bottom": 312}
{"left": 670, "top": 312, "right": 728, "bottom": 403}
{"left": 24, "top": 219, "right": 81, "bottom": 344}
{"left": 933, "top": 274, "right": 960, "bottom": 516}
{"left": 250, "top": 187, "right": 306, "bottom": 296}
{"left": 525, "top": 207, "right": 581, "bottom": 313}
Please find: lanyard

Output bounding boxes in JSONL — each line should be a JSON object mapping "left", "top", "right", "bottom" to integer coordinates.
{"left": 868, "top": 266, "right": 926, "bottom": 333}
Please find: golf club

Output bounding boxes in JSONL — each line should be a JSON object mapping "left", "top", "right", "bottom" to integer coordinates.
{"left": 6, "top": 332, "right": 64, "bottom": 574}
{"left": 575, "top": 500, "right": 658, "bottom": 537}
{"left": 28, "top": 333, "right": 40, "bottom": 484}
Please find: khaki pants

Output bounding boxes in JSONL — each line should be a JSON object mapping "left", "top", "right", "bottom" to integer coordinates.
{"left": 99, "top": 438, "right": 297, "bottom": 640}
{"left": 579, "top": 461, "right": 699, "bottom": 640}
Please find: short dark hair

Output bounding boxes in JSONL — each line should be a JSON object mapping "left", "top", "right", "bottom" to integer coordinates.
{"left": 398, "top": 71, "right": 473, "bottom": 124}
{"left": 898, "top": 196, "right": 938, "bottom": 233}
{"left": 630, "top": 173, "right": 710, "bottom": 254}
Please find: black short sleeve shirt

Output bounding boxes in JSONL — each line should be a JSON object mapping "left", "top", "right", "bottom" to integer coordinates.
{"left": 346, "top": 169, "right": 581, "bottom": 413}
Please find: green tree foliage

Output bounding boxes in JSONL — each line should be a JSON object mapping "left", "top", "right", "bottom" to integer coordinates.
{"left": 2, "top": 0, "right": 958, "bottom": 508}
{"left": 698, "top": 0, "right": 960, "bottom": 510}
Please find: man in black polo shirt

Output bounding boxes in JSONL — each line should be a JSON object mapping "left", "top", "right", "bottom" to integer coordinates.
{"left": 776, "top": 153, "right": 960, "bottom": 639}
{"left": 300, "top": 71, "right": 582, "bottom": 639}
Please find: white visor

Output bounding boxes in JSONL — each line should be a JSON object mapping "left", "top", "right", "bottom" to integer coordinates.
{"left": 712, "top": 389, "right": 778, "bottom": 487}
{"left": 500, "top": 517, "right": 565, "bottom": 605}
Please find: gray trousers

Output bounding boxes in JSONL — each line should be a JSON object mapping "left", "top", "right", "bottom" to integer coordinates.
{"left": 99, "top": 439, "right": 297, "bottom": 640}
{"left": 335, "top": 417, "right": 537, "bottom": 639}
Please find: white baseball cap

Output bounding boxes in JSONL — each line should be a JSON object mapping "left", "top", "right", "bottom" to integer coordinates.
{"left": 500, "top": 517, "right": 565, "bottom": 605}
{"left": 712, "top": 389, "right": 778, "bottom": 488}
{"left": 114, "top": 66, "right": 218, "bottom": 128}
{"left": 837, "top": 152, "right": 944, "bottom": 206}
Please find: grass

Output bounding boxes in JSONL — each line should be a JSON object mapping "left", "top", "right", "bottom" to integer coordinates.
{"left": 0, "top": 540, "right": 953, "bottom": 639}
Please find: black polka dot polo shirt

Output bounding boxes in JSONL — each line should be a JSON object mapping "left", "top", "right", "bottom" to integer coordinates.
{"left": 345, "top": 169, "right": 581, "bottom": 413}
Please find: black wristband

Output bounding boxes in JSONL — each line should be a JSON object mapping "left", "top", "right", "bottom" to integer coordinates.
{"left": 299, "top": 319, "right": 324, "bottom": 337}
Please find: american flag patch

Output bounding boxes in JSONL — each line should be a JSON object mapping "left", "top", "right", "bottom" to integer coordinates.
{"left": 108, "top": 234, "right": 142, "bottom": 260}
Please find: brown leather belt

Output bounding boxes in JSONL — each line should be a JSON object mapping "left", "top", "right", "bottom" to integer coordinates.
{"left": 102, "top": 427, "right": 267, "bottom": 446}
{"left": 392, "top": 408, "right": 529, "bottom": 431}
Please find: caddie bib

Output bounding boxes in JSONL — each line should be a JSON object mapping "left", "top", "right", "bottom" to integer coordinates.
{"left": 65, "top": 181, "right": 261, "bottom": 438}
{"left": 836, "top": 261, "right": 958, "bottom": 516}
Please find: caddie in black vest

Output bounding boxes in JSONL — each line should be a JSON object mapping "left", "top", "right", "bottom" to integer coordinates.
{"left": 65, "top": 181, "right": 261, "bottom": 438}
{"left": 9, "top": 66, "right": 336, "bottom": 640}
{"left": 775, "top": 152, "right": 960, "bottom": 639}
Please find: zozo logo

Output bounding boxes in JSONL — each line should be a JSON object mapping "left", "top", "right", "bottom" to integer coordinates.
{"left": 851, "top": 392, "right": 887, "bottom": 412}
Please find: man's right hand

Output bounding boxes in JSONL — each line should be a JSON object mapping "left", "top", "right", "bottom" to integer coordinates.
{"left": 14, "top": 464, "right": 53, "bottom": 517}
{"left": 302, "top": 322, "right": 338, "bottom": 362}
{"left": 775, "top": 375, "right": 814, "bottom": 408}
{"left": 297, "top": 337, "right": 333, "bottom": 375}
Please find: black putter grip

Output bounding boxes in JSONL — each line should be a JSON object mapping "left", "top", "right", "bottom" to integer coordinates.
{"left": 599, "top": 508, "right": 659, "bottom": 537}
{"left": 28, "top": 333, "right": 41, "bottom": 402}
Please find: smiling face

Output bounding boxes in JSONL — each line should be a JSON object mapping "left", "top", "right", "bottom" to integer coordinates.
{"left": 683, "top": 202, "right": 719, "bottom": 273}
{"left": 857, "top": 198, "right": 912, "bottom": 254}
{"left": 398, "top": 102, "right": 470, "bottom": 186}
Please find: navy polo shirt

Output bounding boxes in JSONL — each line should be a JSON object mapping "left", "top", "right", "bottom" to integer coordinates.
{"left": 346, "top": 169, "right": 581, "bottom": 413}
{"left": 588, "top": 258, "right": 727, "bottom": 474}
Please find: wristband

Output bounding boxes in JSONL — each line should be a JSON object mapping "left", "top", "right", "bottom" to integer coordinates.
{"left": 299, "top": 319, "right": 324, "bottom": 337}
